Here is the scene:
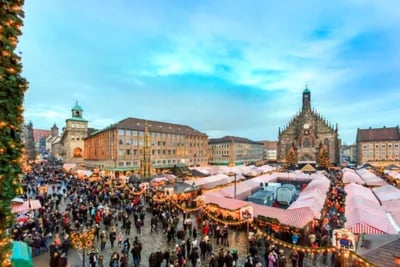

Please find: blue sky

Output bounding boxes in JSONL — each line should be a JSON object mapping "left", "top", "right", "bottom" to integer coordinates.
{"left": 19, "top": 0, "right": 400, "bottom": 145}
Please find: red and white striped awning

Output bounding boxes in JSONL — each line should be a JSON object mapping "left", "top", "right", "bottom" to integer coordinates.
{"left": 11, "top": 200, "right": 42, "bottom": 214}
{"left": 348, "top": 223, "right": 387, "bottom": 235}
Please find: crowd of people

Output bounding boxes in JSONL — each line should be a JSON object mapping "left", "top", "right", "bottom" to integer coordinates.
{"left": 11, "top": 152, "right": 353, "bottom": 267}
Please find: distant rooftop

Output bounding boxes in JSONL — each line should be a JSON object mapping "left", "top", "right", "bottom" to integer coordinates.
{"left": 209, "top": 135, "right": 263, "bottom": 145}
{"left": 357, "top": 126, "right": 400, "bottom": 142}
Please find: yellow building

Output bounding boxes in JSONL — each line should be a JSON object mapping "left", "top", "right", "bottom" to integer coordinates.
{"left": 356, "top": 126, "right": 400, "bottom": 166}
{"left": 59, "top": 102, "right": 89, "bottom": 163}
{"left": 84, "top": 117, "right": 208, "bottom": 171}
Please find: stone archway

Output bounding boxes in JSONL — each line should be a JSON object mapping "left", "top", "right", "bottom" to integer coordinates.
{"left": 73, "top": 147, "right": 82, "bottom": 157}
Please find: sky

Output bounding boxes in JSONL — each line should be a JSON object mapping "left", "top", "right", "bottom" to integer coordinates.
{"left": 19, "top": 0, "right": 400, "bottom": 145}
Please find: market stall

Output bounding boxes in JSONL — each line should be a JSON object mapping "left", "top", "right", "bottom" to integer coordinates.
{"left": 11, "top": 199, "right": 42, "bottom": 214}
{"left": 10, "top": 241, "right": 33, "bottom": 267}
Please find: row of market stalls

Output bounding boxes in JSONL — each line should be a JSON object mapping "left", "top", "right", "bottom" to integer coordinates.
{"left": 190, "top": 164, "right": 277, "bottom": 178}
{"left": 372, "top": 184, "right": 400, "bottom": 233}
{"left": 198, "top": 171, "right": 330, "bottom": 231}
{"left": 342, "top": 167, "right": 388, "bottom": 186}
{"left": 341, "top": 168, "right": 400, "bottom": 235}
{"left": 344, "top": 183, "right": 398, "bottom": 234}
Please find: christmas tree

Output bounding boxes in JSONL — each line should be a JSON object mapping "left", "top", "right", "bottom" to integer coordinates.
{"left": 318, "top": 146, "right": 330, "bottom": 170}
{"left": 286, "top": 147, "right": 297, "bottom": 170}
{"left": 0, "top": 0, "right": 28, "bottom": 264}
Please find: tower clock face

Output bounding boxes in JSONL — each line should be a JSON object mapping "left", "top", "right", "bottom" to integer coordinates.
{"left": 303, "top": 123, "right": 310, "bottom": 129}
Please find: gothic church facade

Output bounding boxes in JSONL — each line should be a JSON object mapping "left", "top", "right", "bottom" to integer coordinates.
{"left": 277, "top": 88, "right": 340, "bottom": 166}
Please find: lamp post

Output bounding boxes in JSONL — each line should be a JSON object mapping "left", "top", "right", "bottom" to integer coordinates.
{"left": 70, "top": 227, "right": 95, "bottom": 267}
{"left": 234, "top": 173, "right": 237, "bottom": 199}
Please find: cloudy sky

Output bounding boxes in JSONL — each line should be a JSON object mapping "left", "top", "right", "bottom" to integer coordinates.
{"left": 19, "top": 0, "right": 400, "bottom": 144}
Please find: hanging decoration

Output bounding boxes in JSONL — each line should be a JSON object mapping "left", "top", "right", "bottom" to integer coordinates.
{"left": 0, "top": 0, "right": 28, "bottom": 265}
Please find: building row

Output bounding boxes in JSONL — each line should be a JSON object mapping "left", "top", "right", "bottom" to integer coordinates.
{"left": 32, "top": 103, "right": 275, "bottom": 172}
{"left": 29, "top": 90, "right": 400, "bottom": 170}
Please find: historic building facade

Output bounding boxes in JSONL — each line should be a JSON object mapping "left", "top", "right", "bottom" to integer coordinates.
{"left": 208, "top": 136, "right": 264, "bottom": 166}
{"left": 356, "top": 126, "right": 400, "bottom": 166}
{"left": 277, "top": 88, "right": 340, "bottom": 166}
{"left": 59, "top": 102, "right": 89, "bottom": 163}
{"left": 84, "top": 117, "right": 208, "bottom": 171}
{"left": 260, "top": 140, "right": 278, "bottom": 162}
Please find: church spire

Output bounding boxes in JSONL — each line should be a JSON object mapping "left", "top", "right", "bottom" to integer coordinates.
{"left": 302, "top": 85, "right": 311, "bottom": 112}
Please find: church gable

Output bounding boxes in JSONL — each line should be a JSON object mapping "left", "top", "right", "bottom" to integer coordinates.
{"left": 278, "top": 88, "right": 339, "bottom": 165}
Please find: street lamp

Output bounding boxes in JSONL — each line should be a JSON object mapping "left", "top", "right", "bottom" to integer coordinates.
{"left": 228, "top": 172, "right": 237, "bottom": 199}
{"left": 70, "top": 227, "right": 95, "bottom": 267}
{"left": 234, "top": 173, "right": 237, "bottom": 199}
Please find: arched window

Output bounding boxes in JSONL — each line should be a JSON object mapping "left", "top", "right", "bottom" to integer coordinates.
{"left": 324, "top": 138, "right": 330, "bottom": 151}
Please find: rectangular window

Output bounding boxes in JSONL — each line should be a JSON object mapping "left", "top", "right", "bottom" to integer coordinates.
{"left": 119, "top": 149, "right": 124, "bottom": 157}
{"left": 133, "top": 131, "right": 137, "bottom": 136}
{"left": 133, "top": 139, "right": 138, "bottom": 146}
{"left": 126, "top": 130, "right": 131, "bottom": 136}
{"left": 139, "top": 131, "right": 144, "bottom": 137}
{"left": 126, "top": 149, "right": 130, "bottom": 155}
{"left": 118, "top": 161, "right": 124, "bottom": 166}
{"left": 126, "top": 139, "right": 131, "bottom": 145}
{"left": 119, "top": 138, "right": 123, "bottom": 145}
{"left": 118, "top": 129, "right": 124, "bottom": 136}
{"left": 126, "top": 161, "right": 131, "bottom": 166}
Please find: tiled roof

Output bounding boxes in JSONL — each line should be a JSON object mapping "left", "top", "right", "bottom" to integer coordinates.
{"left": 357, "top": 126, "right": 400, "bottom": 142}
{"left": 259, "top": 140, "right": 278, "bottom": 149}
{"left": 33, "top": 129, "right": 51, "bottom": 142}
{"left": 362, "top": 238, "right": 400, "bottom": 267}
{"left": 112, "top": 117, "right": 206, "bottom": 136}
{"left": 209, "top": 136, "right": 263, "bottom": 145}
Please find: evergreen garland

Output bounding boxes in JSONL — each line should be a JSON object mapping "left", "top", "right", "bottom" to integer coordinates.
{"left": 0, "top": 0, "right": 28, "bottom": 264}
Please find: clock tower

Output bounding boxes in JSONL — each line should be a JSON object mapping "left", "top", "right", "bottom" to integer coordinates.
{"left": 302, "top": 86, "right": 311, "bottom": 112}
{"left": 60, "top": 101, "right": 89, "bottom": 163}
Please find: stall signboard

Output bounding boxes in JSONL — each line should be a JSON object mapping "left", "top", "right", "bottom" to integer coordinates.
{"left": 240, "top": 206, "right": 254, "bottom": 221}
{"left": 332, "top": 228, "right": 356, "bottom": 251}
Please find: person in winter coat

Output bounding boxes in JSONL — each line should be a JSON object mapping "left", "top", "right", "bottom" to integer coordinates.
{"left": 189, "top": 247, "right": 200, "bottom": 267}
{"left": 109, "top": 252, "right": 120, "bottom": 267}
{"left": 100, "top": 231, "right": 107, "bottom": 251}
{"left": 109, "top": 230, "right": 117, "bottom": 248}
{"left": 209, "top": 254, "right": 218, "bottom": 267}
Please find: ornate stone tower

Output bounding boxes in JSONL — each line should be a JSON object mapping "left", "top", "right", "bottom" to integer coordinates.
{"left": 139, "top": 121, "right": 153, "bottom": 178}
{"left": 51, "top": 123, "right": 59, "bottom": 137}
{"left": 277, "top": 88, "right": 340, "bottom": 167}
{"left": 60, "top": 101, "right": 88, "bottom": 163}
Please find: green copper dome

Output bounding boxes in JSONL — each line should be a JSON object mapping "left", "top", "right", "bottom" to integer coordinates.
{"left": 72, "top": 101, "right": 83, "bottom": 111}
